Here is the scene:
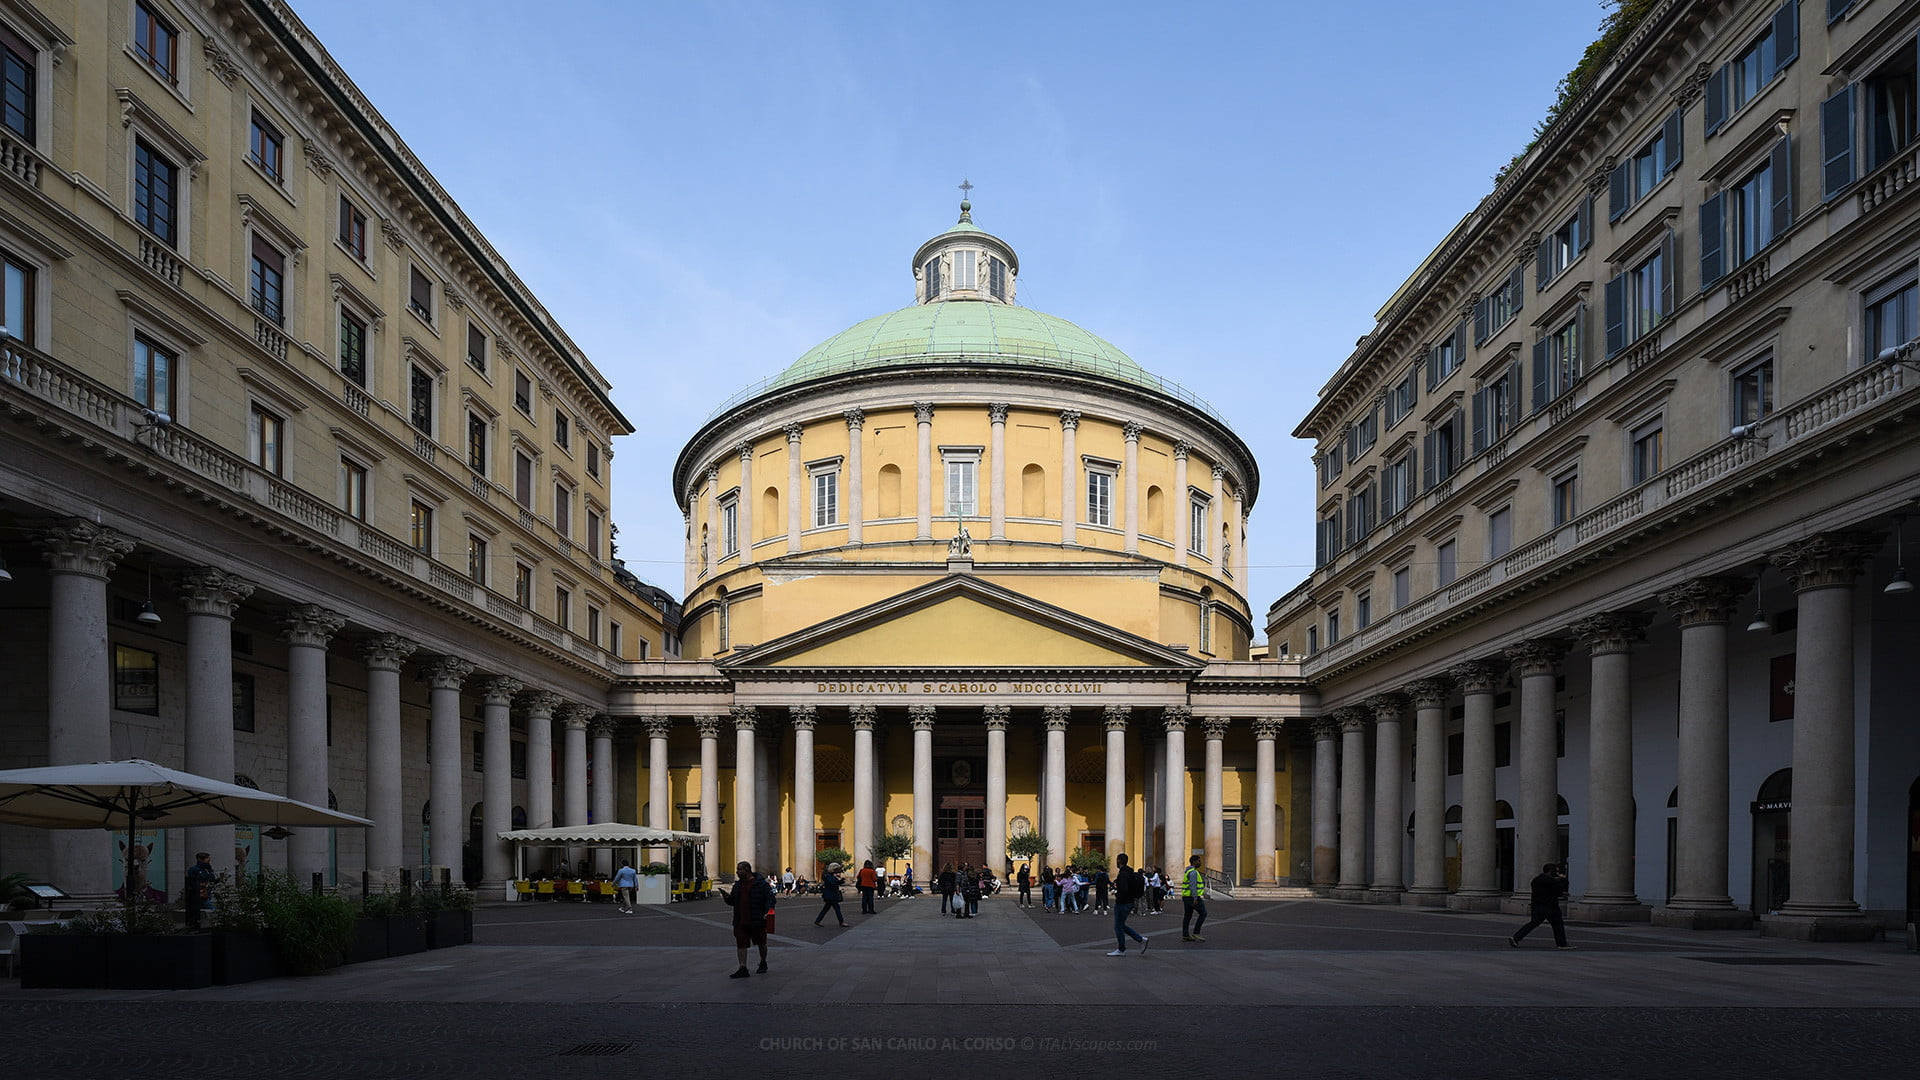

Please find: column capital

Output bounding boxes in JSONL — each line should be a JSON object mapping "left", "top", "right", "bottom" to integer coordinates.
{"left": 849, "top": 703, "right": 877, "bottom": 729}
{"left": 518, "top": 689, "right": 562, "bottom": 717}
{"left": 694, "top": 715, "right": 725, "bottom": 738}
{"left": 1334, "top": 706, "right": 1370, "bottom": 734}
{"left": 986, "top": 402, "right": 1010, "bottom": 424}
{"left": 1311, "top": 717, "right": 1339, "bottom": 741}
{"left": 913, "top": 401, "right": 935, "bottom": 423}
{"left": 1770, "top": 530, "right": 1882, "bottom": 592}
{"left": 281, "top": 604, "right": 345, "bottom": 649}
{"left": 557, "top": 703, "right": 596, "bottom": 730}
{"left": 419, "top": 655, "right": 474, "bottom": 690}
{"left": 1569, "top": 610, "right": 1651, "bottom": 655}
{"left": 1405, "top": 679, "right": 1452, "bottom": 710}
{"left": 176, "top": 567, "right": 255, "bottom": 618}
{"left": 730, "top": 704, "right": 758, "bottom": 731}
{"left": 1201, "top": 715, "right": 1231, "bottom": 740}
{"left": 1161, "top": 704, "right": 1192, "bottom": 731}
{"left": 358, "top": 633, "right": 418, "bottom": 672}
{"left": 1058, "top": 408, "right": 1081, "bottom": 431}
{"left": 1041, "top": 704, "right": 1071, "bottom": 731}
{"left": 783, "top": 422, "right": 804, "bottom": 443}
{"left": 1211, "top": 463, "right": 1227, "bottom": 483}
{"left": 1448, "top": 660, "right": 1503, "bottom": 694}
{"left": 907, "top": 704, "right": 937, "bottom": 730}
{"left": 477, "top": 676, "right": 524, "bottom": 705}
{"left": 1122, "top": 420, "right": 1144, "bottom": 443}
{"left": 36, "top": 519, "right": 134, "bottom": 578}
{"left": 1503, "top": 639, "right": 1566, "bottom": 678}
{"left": 1173, "top": 440, "right": 1192, "bottom": 461}
{"left": 644, "top": 717, "right": 673, "bottom": 739}
{"left": 706, "top": 465, "right": 720, "bottom": 488}
{"left": 1659, "top": 576, "right": 1749, "bottom": 627}
{"left": 589, "top": 714, "right": 621, "bottom": 737}
{"left": 737, "top": 441, "right": 754, "bottom": 464}
{"left": 1252, "top": 717, "right": 1284, "bottom": 741}
{"left": 1103, "top": 703, "right": 1131, "bottom": 731}
{"left": 842, "top": 408, "right": 865, "bottom": 431}
{"left": 789, "top": 704, "right": 817, "bottom": 730}
{"left": 981, "top": 704, "right": 1011, "bottom": 729}
{"left": 1367, "top": 694, "right": 1407, "bottom": 724}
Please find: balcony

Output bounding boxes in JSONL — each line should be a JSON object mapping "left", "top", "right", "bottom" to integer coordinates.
{"left": 139, "top": 235, "right": 185, "bottom": 287}
{"left": 0, "top": 128, "right": 42, "bottom": 187}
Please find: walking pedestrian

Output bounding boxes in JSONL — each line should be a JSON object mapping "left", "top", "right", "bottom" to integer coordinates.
{"left": 1060, "top": 870, "right": 1082, "bottom": 913}
{"left": 813, "top": 862, "right": 848, "bottom": 927}
{"left": 938, "top": 865, "right": 956, "bottom": 913}
{"left": 901, "top": 864, "right": 915, "bottom": 897}
{"left": 1106, "top": 854, "right": 1150, "bottom": 957}
{"left": 613, "top": 859, "right": 639, "bottom": 913}
{"left": 1092, "top": 866, "right": 1110, "bottom": 914}
{"left": 857, "top": 860, "right": 879, "bottom": 914}
{"left": 721, "top": 862, "right": 772, "bottom": 978}
{"left": 1146, "top": 867, "right": 1164, "bottom": 914}
{"left": 781, "top": 867, "right": 795, "bottom": 895}
{"left": 1017, "top": 863, "right": 1032, "bottom": 907}
{"left": 1040, "top": 867, "right": 1056, "bottom": 912}
{"left": 1179, "top": 855, "right": 1208, "bottom": 942}
{"left": 1509, "top": 863, "right": 1574, "bottom": 949}
{"left": 183, "top": 851, "right": 216, "bottom": 929}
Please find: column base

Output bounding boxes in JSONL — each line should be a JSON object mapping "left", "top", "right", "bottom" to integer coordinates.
{"left": 1499, "top": 895, "right": 1535, "bottom": 916}
{"left": 1651, "top": 904, "right": 1755, "bottom": 930}
{"left": 1761, "top": 909, "right": 1879, "bottom": 942}
{"left": 1330, "top": 886, "right": 1371, "bottom": 901}
{"left": 1364, "top": 886, "right": 1406, "bottom": 904}
{"left": 1568, "top": 899, "right": 1650, "bottom": 922}
{"left": 1400, "top": 889, "right": 1449, "bottom": 907}
{"left": 1446, "top": 891, "right": 1507, "bottom": 912}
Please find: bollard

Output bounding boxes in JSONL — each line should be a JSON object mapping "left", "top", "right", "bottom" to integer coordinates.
{"left": 310, "top": 871, "right": 323, "bottom": 896}
{"left": 361, "top": 869, "right": 370, "bottom": 901}
{"left": 400, "top": 867, "right": 412, "bottom": 900}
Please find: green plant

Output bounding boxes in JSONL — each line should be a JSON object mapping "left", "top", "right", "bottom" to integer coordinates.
{"left": 638, "top": 862, "right": 669, "bottom": 876}
{"left": 1492, "top": 0, "right": 1660, "bottom": 184}
{"left": 0, "top": 872, "right": 35, "bottom": 911}
{"left": 209, "top": 876, "right": 267, "bottom": 935}
{"left": 1067, "top": 848, "right": 1107, "bottom": 874}
{"left": 37, "top": 899, "right": 179, "bottom": 935}
{"left": 256, "top": 871, "right": 355, "bottom": 975}
{"left": 814, "top": 847, "right": 851, "bottom": 870}
{"left": 1005, "top": 831, "right": 1050, "bottom": 865}
{"left": 870, "top": 831, "right": 911, "bottom": 870}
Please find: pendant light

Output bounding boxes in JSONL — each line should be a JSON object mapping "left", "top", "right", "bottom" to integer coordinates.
{"left": 136, "top": 560, "right": 162, "bottom": 625}
{"left": 1888, "top": 517, "right": 1914, "bottom": 596}
{"left": 0, "top": 552, "right": 12, "bottom": 583}
{"left": 1745, "top": 573, "right": 1770, "bottom": 633}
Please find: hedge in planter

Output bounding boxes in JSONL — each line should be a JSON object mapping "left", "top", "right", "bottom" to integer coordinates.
{"left": 254, "top": 871, "right": 356, "bottom": 976}
{"left": 19, "top": 902, "right": 210, "bottom": 990}
{"left": 208, "top": 875, "right": 280, "bottom": 985}
{"left": 416, "top": 886, "right": 476, "bottom": 949}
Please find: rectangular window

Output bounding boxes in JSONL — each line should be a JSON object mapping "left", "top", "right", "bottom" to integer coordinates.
{"left": 1355, "top": 591, "right": 1372, "bottom": 631}
{"left": 1865, "top": 274, "right": 1918, "bottom": 359}
{"left": 1325, "top": 610, "right": 1340, "bottom": 646}
{"left": 514, "top": 451, "right": 534, "bottom": 509}
{"left": 1864, "top": 48, "right": 1918, "bottom": 173}
{"left": 554, "top": 587, "right": 570, "bottom": 628}
{"left": 132, "top": 333, "right": 176, "bottom": 415}
{"left": 472, "top": 731, "right": 483, "bottom": 774}
{"left": 247, "top": 404, "right": 283, "bottom": 475}
{"left": 513, "top": 369, "right": 533, "bottom": 415}
{"left": 587, "top": 605, "right": 602, "bottom": 646}
{"left": 408, "top": 266, "right": 433, "bottom": 323}
{"left": 812, "top": 469, "right": 838, "bottom": 527}
{"left": 923, "top": 256, "right": 941, "bottom": 297}
{"left": 586, "top": 443, "right": 601, "bottom": 479}
{"left": 945, "top": 458, "right": 977, "bottom": 517}
{"left": 554, "top": 411, "right": 570, "bottom": 452}
{"left": 133, "top": 3, "right": 178, "bottom": 85}
{"left": 1432, "top": 332, "right": 1459, "bottom": 385}
{"left": 467, "top": 534, "right": 487, "bottom": 585}
{"left": 232, "top": 673, "right": 255, "bottom": 732}
{"left": 553, "top": 482, "right": 571, "bottom": 538}
{"left": 249, "top": 110, "right": 283, "bottom": 181}
{"left": 1474, "top": 264, "right": 1524, "bottom": 345}
{"left": 1732, "top": 23, "right": 1780, "bottom": 112}
{"left": 338, "top": 457, "right": 367, "bottom": 520}
{"left": 1631, "top": 420, "right": 1665, "bottom": 484}
{"left": 514, "top": 563, "right": 532, "bottom": 607}
{"left": 587, "top": 509, "right": 603, "bottom": 559}
{"left": 1551, "top": 469, "right": 1580, "bottom": 527}
{"left": 1436, "top": 539, "right": 1457, "bottom": 586}
{"left": 1305, "top": 626, "right": 1318, "bottom": 655}
{"left": 721, "top": 497, "right": 739, "bottom": 555}
{"left": 953, "top": 249, "right": 977, "bottom": 290}
{"left": 1345, "top": 409, "right": 1378, "bottom": 459}
{"left": 1733, "top": 159, "right": 1776, "bottom": 265}
{"left": 1540, "top": 199, "right": 1590, "bottom": 285}
{"left": 409, "top": 500, "right": 433, "bottom": 553}
{"left": 1392, "top": 566, "right": 1411, "bottom": 610}
{"left": 988, "top": 256, "right": 1007, "bottom": 300}
{"left": 1487, "top": 506, "right": 1512, "bottom": 559}
{"left": 1382, "top": 453, "right": 1413, "bottom": 520}
{"left": 338, "top": 195, "right": 366, "bottom": 260}
{"left": 408, "top": 365, "right": 433, "bottom": 434}
{"left": 2, "top": 22, "right": 36, "bottom": 142}
{"left": 336, "top": 309, "right": 367, "bottom": 387}
{"left": 610, "top": 622, "right": 623, "bottom": 657}
{"left": 113, "top": 643, "right": 159, "bottom": 714}
{"left": 2, "top": 249, "right": 32, "bottom": 344}
{"left": 465, "top": 414, "right": 488, "bottom": 476}
{"left": 133, "top": 139, "right": 178, "bottom": 247}
{"left": 466, "top": 323, "right": 487, "bottom": 374}
{"left": 1733, "top": 356, "right": 1774, "bottom": 427}
{"left": 1086, "top": 469, "right": 1113, "bottom": 527}
{"left": 1189, "top": 499, "right": 1209, "bottom": 555}
{"left": 249, "top": 236, "right": 285, "bottom": 326}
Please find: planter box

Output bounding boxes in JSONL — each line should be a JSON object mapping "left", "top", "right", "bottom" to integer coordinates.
{"left": 212, "top": 931, "right": 280, "bottom": 986}
{"left": 19, "top": 933, "right": 109, "bottom": 989}
{"left": 383, "top": 915, "right": 427, "bottom": 957}
{"left": 424, "top": 909, "right": 470, "bottom": 949}
{"left": 107, "top": 934, "right": 213, "bottom": 990}
{"left": 346, "top": 917, "right": 387, "bottom": 965}
{"left": 636, "top": 874, "right": 670, "bottom": 906}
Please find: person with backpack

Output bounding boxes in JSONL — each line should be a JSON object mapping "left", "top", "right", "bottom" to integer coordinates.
{"left": 1179, "top": 854, "right": 1208, "bottom": 942}
{"left": 961, "top": 863, "right": 981, "bottom": 917}
{"left": 813, "top": 862, "right": 848, "bottom": 928}
{"left": 1106, "top": 854, "right": 1150, "bottom": 957}
{"left": 720, "top": 862, "right": 772, "bottom": 978}
{"left": 1039, "top": 866, "right": 1056, "bottom": 912}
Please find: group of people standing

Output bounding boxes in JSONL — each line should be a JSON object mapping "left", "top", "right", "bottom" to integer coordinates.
{"left": 1011, "top": 854, "right": 1210, "bottom": 949}
{"left": 935, "top": 864, "right": 988, "bottom": 917}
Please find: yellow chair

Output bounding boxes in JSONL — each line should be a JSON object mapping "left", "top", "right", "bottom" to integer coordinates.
{"left": 536, "top": 881, "right": 556, "bottom": 901}
{"left": 513, "top": 880, "right": 533, "bottom": 901}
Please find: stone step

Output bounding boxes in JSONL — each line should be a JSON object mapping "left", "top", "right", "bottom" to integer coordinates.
{"left": 1231, "top": 886, "right": 1317, "bottom": 900}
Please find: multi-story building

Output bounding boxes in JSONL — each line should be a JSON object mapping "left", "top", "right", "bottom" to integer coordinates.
{"left": 1269, "top": 0, "right": 1920, "bottom": 939}
{"left": 0, "top": 0, "right": 668, "bottom": 898}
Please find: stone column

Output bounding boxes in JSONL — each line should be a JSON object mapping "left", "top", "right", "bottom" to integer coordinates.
{"left": 1122, "top": 421, "right": 1143, "bottom": 553}
{"left": 559, "top": 705, "right": 591, "bottom": 830}
{"left": 1310, "top": 718, "right": 1338, "bottom": 886}
{"left": 1163, "top": 706, "right": 1191, "bottom": 865}
{"left": 1103, "top": 705, "right": 1130, "bottom": 861}
{"left": 1571, "top": 612, "right": 1650, "bottom": 919}
{"left": 914, "top": 402, "right": 934, "bottom": 539}
{"left": 696, "top": 716, "right": 723, "bottom": 873}
{"left": 1769, "top": 533, "right": 1879, "bottom": 940}
{"left": 283, "top": 605, "right": 344, "bottom": 882}
{"left": 784, "top": 423, "right": 804, "bottom": 552}
{"left": 178, "top": 568, "right": 256, "bottom": 873}
{"left": 1210, "top": 465, "right": 1227, "bottom": 567}
{"left": 869, "top": 726, "right": 887, "bottom": 852}
{"left": 843, "top": 410, "right": 864, "bottom": 544}
{"left": 1173, "top": 442, "right": 1192, "bottom": 566}
{"left": 1202, "top": 716, "right": 1229, "bottom": 875}
{"left": 726, "top": 707, "right": 755, "bottom": 873}
{"left": 1336, "top": 708, "right": 1369, "bottom": 893}
{"left": 1252, "top": 718, "right": 1282, "bottom": 886}
{"left": 590, "top": 715, "right": 617, "bottom": 876}
{"left": 1145, "top": 732, "right": 1165, "bottom": 868}
{"left": 909, "top": 704, "right": 936, "bottom": 871}
{"left": 359, "top": 634, "right": 417, "bottom": 874}
{"left": 1505, "top": 640, "right": 1565, "bottom": 906}
{"left": 1368, "top": 694, "right": 1407, "bottom": 900}
{"left": 1043, "top": 705, "right": 1070, "bottom": 866}
{"left": 1059, "top": 410, "right": 1080, "bottom": 545}
{"left": 37, "top": 522, "right": 134, "bottom": 893}
{"left": 756, "top": 726, "right": 779, "bottom": 871}
{"left": 1653, "top": 578, "right": 1747, "bottom": 927}
{"left": 790, "top": 706, "right": 816, "bottom": 873}
{"left": 704, "top": 467, "right": 719, "bottom": 577}
{"left": 520, "top": 691, "right": 560, "bottom": 832}
{"left": 983, "top": 705, "right": 1010, "bottom": 872}
{"left": 1449, "top": 662, "right": 1502, "bottom": 907}
{"left": 1406, "top": 679, "right": 1451, "bottom": 903}
{"left": 477, "top": 676, "right": 522, "bottom": 893}
{"left": 736, "top": 442, "right": 755, "bottom": 566}
{"left": 421, "top": 658, "right": 473, "bottom": 874}
{"left": 849, "top": 704, "right": 876, "bottom": 865}
{"left": 987, "top": 403, "right": 1009, "bottom": 539}
{"left": 646, "top": 716, "right": 672, "bottom": 840}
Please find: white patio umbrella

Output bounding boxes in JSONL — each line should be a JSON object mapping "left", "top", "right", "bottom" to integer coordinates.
{"left": 0, "top": 759, "right": 371, "bottom": 902}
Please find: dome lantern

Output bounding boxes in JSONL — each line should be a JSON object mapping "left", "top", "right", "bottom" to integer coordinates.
{"left": 912, "top": 196, "right": 1018, "bottom": 306}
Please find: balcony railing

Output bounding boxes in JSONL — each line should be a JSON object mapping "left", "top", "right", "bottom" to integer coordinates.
{"left": 0, "top": 128, "right": 42, "bottom": 187}
{"left": 139, "top": 235, "right": 185, "bottom": 287}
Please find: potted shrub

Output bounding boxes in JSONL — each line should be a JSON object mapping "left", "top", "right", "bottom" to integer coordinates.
{"left": 420, "top": 886, "right": 475, "bottom": 948}
{"left": 349, "top": 890, "right": 395, "bottom": 964}
{"left": 1005, "top": 830, "right": 1050, "bottom": 875}
{"left": 364, "top": 889, "right": 426, "bottom": 957}
{"left": 21, "top": 903, "right": 212, "bottom": 990}
{"left": 257, "top": 871, "right": 355, "bottom": 976}
{"left": 208, "top": 877, "right": 279, "bottom": 985}
{"left": 636, "top": 862, "right": 670, "bottom": 906}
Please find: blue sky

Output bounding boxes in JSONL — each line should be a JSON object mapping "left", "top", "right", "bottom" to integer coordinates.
{"left": 299, "top": 0, "right": 1603, "bottom": 623}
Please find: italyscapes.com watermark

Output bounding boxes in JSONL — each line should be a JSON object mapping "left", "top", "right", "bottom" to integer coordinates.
{"left": 756, "top": 1037, "right": 1159, "bottom": 1053}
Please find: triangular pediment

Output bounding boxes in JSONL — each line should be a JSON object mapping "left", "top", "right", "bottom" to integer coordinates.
{"left": 723, "top": 575, "right": 1199, "bottom": 671}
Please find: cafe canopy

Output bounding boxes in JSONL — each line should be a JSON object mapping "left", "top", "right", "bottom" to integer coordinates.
{"left": 495, "top": 823, "right": 708, "bottom": 887}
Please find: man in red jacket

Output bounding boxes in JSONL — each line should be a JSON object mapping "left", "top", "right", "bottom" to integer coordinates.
{"left": 722, "top": 861, "right": 772, "bottom": 978}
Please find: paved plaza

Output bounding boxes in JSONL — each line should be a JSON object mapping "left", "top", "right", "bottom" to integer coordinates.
{"left": 3, "top": 894, "right": 1915, "bottom": 1076}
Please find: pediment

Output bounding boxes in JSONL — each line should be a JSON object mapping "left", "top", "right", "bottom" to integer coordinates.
{"left": 722, "top": 575, "right": 1200, "bottom": 671}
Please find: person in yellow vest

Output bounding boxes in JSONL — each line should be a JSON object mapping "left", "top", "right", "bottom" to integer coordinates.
{"left": 1179, "top": 854, "right": 1208, "bottom": 943}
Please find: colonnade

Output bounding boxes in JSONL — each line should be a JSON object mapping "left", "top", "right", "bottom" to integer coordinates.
{"left": 1307, "top": 531, "right": 1878, "bottom": 934}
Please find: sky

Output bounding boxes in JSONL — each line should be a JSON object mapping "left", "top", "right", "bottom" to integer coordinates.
{"left": 297, "top": 0, "right": 1605, "bottom": 626}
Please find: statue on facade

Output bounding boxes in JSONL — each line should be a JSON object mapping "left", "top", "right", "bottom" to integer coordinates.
{"left": 949, "top": 525, "right": 972, "bottom": 559}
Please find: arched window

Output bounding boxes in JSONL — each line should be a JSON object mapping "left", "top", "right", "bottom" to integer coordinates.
{"left": 1198, "top": 587, "right": 1214, "bottom": 654}
{"left": 1021, "top": 464, "right": 1046, "bottom": 517}
{"left": 716, "top": 586, "right": 730, "bottom": 652}
{"left": 877, "top": 464, "right": 902, "bottom": 518}
{"left": 1146, "top": 485, "right": 1165, "bottom": 536}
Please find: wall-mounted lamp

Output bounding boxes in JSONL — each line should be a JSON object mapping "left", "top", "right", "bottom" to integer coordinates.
{"left": 1888, "top": 517, "right": 1914, "bottom": 597}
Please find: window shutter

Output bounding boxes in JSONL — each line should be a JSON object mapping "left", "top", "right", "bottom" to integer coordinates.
{"left": 1662, "top": 107, "right": 1684, "bottom": 175}
{"left": 1449, "top": 412, "right": 1465, "bottom": 470}
{"left": 1770, "top": 134, "right": 1794, "bottom": 240}
{"left": 1659, "top": 230, "right": 1677, "bottom": 321}
{"left": 1332, "top": 506, "right": 1343, "bottom": 554}
{"left": 1699, "top": 192, "right": 1726, "bottom": 290}
{"left": 1453, "top": 318, "right": 1470, "bottom": 359}
{"left": 1705, "top": 64, "right": 1729, "bottom": 136}
{"left": 1822, "top": 84, "right": 1856, "bottom": 200}
{"left": 1608, "top": 161, "right": 1630, "bottom": 221}
{"left": 1343, "top": 501, "right": 1355, "bottom": 549}
{"left": 1572, "top": 303, "right": 1588, "bottom": 383}
{"left": 1422, "top": 431, "right": 1437, "bottom": 490}
{"left": 1505, "top": 361, "right": 1524, "bottom": 430}
{"left": 1531, "top": 339, "right": 1550, "bottom": 414}
{"left": 1315, "top": 518, "right": 1328, "bottom": 567}
{"left": 1403, "top": 448, "right": 1416, "bottom": 512}
{"left": 1405, "top": 362, "right": 1418, "bottom": 407}
{"left": 1578, "top": 195, "right": 1594, "bottom": 252}
{"left": 1473, "top": 297, "right": 1489, "bottom": 346}
{"left": 1366, "top": 481, "right": 1378, "bottom": 535}
{"left": 1772, "top": 0, "right": 1799, "bottom": 78}
{"left": 1471, "top": 387, "right": 1488, "bottom": 454}
{"left": 1536, "top": 234, "right": 1554, "bottom": 291}
{"left": 1604, "top": 272, "right": 1627, "bottom": 357}
{"left": 1508, "top": 264, "right": 1525, "bottom": 312}
{"left": 1425, "top": 346, "right": 1439, "bottom": 392}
